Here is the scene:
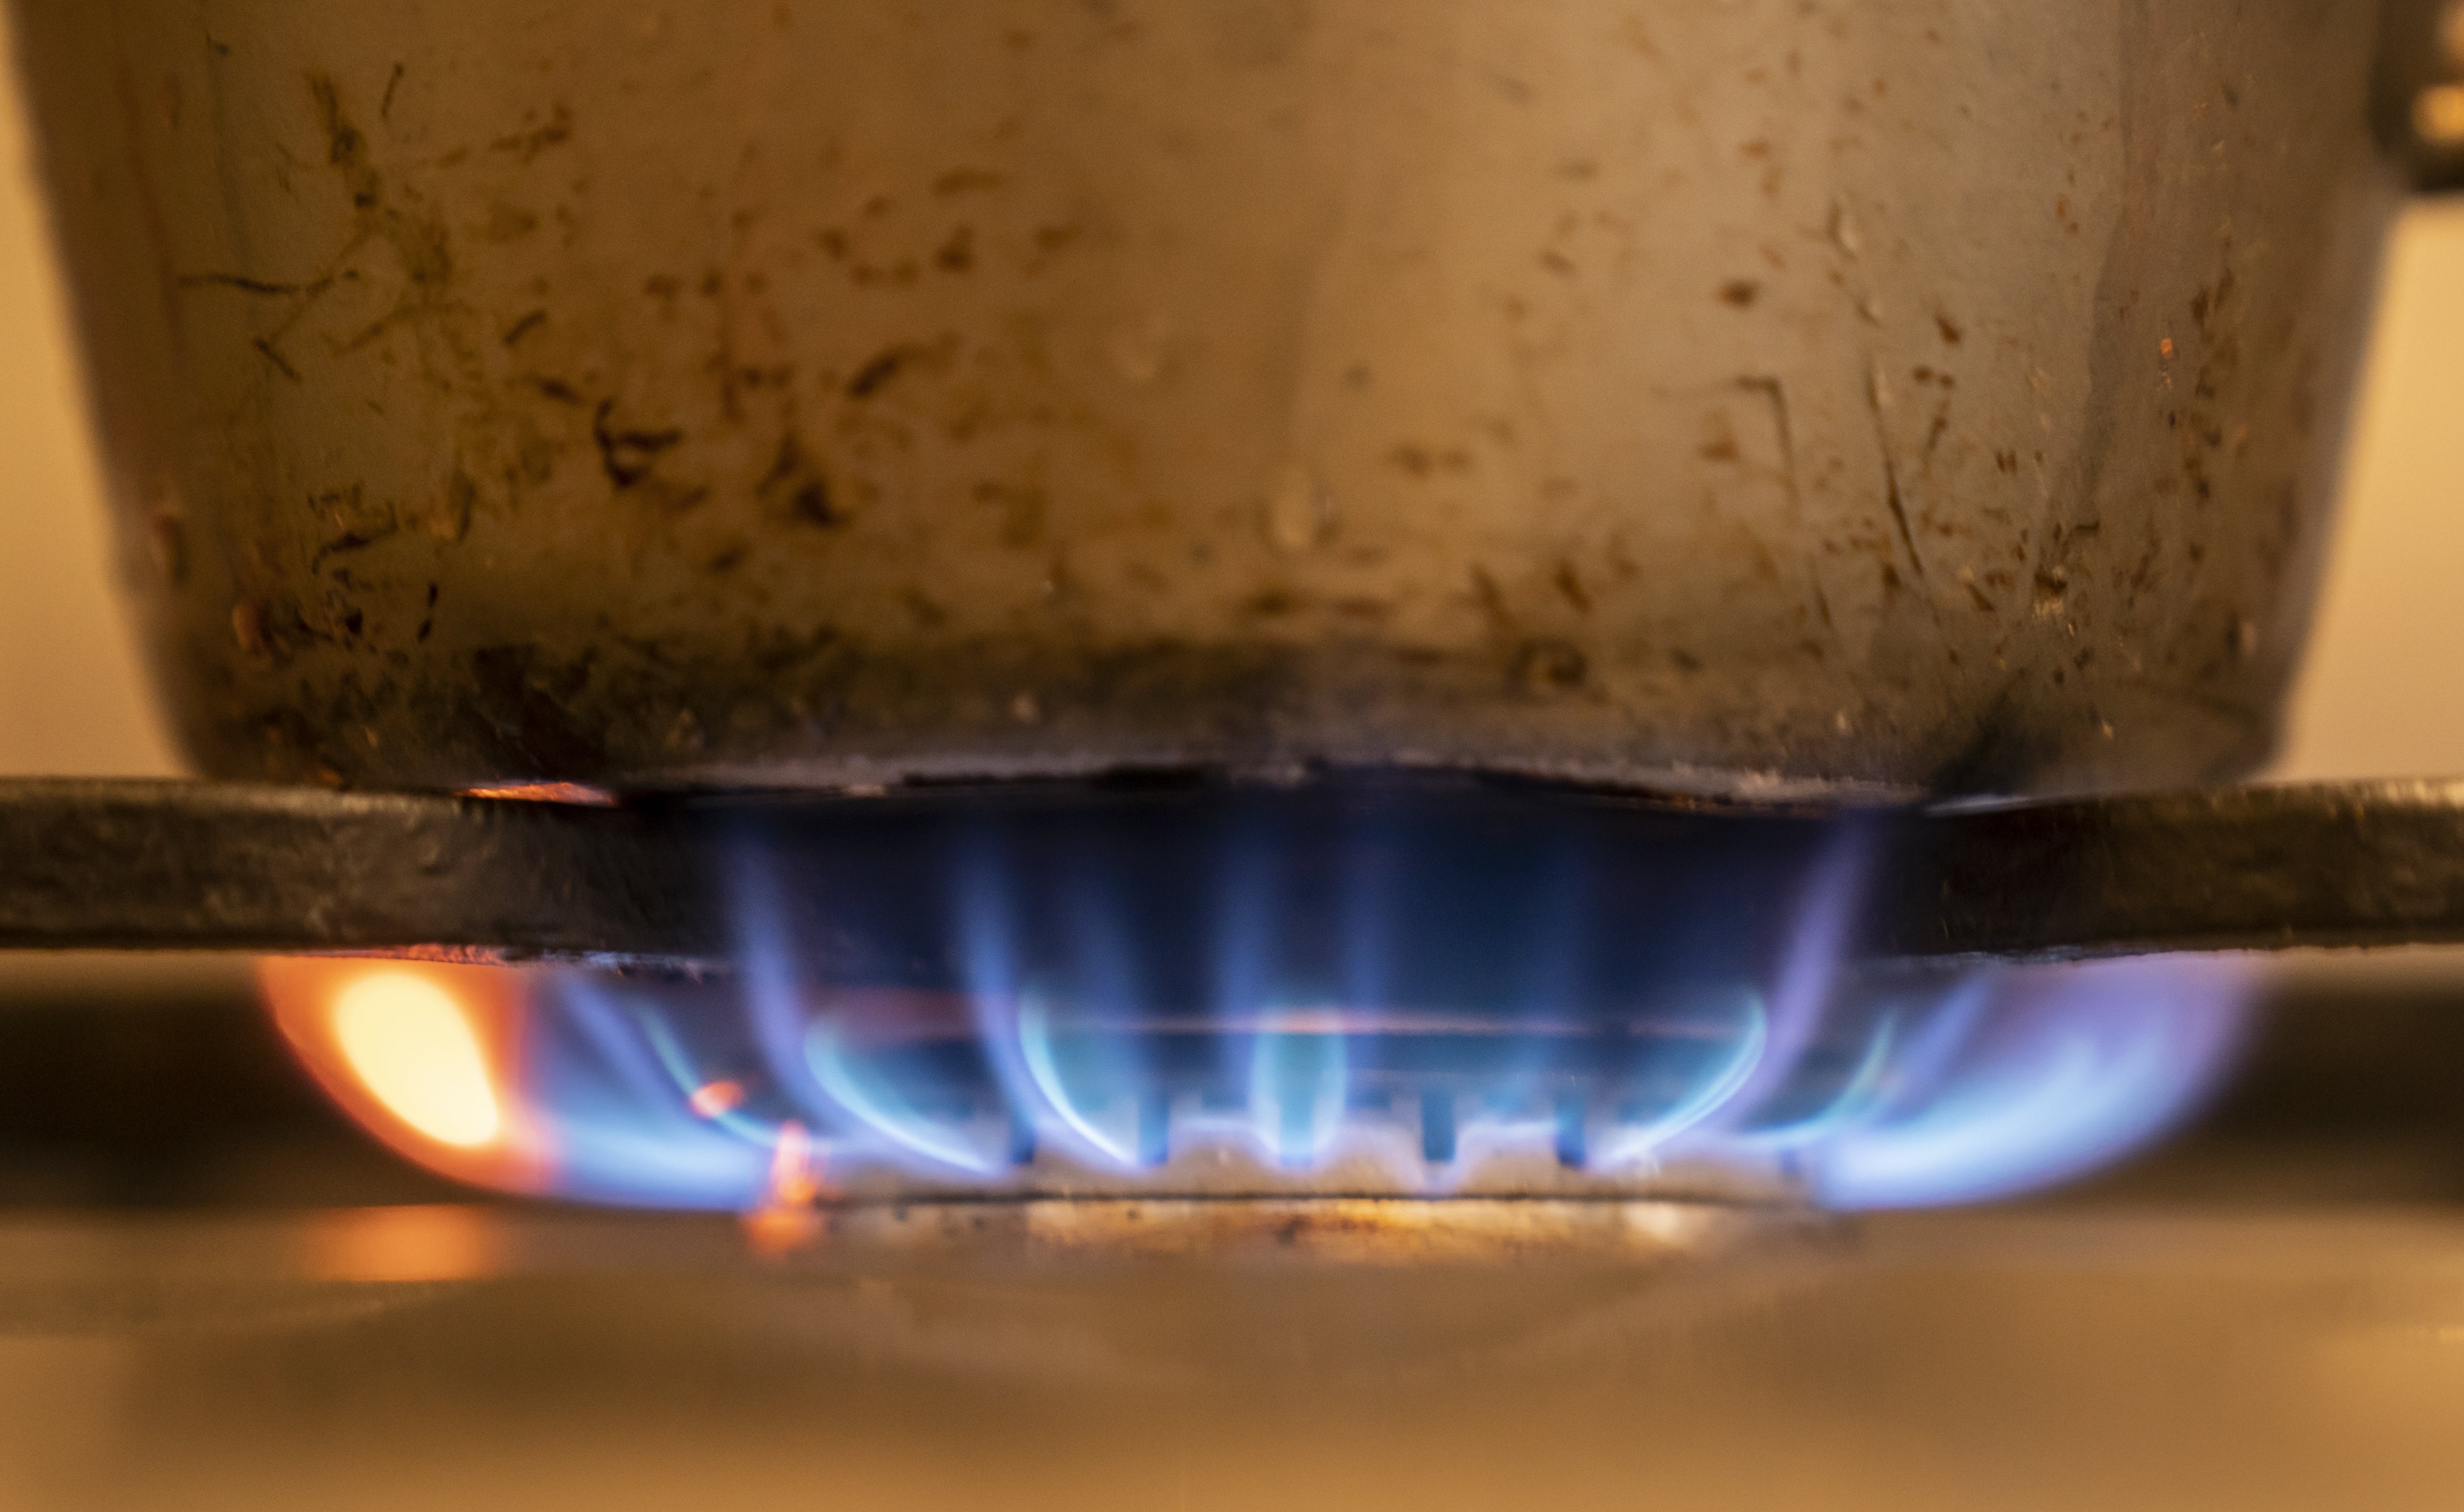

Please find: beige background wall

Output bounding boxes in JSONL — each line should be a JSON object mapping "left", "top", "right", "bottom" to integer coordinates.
{"left": 0, "top": 42, "right": 2458, "bottom": 787}
{"left": 0, "top": 28, "right": 175, "bottom": 779}
{"left": 2284, "top": 202, "right": 2464, "bottom": 780}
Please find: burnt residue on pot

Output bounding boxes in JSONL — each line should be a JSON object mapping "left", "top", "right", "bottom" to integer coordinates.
{"left": 6, "top": 0, "right": 2402, "bottom": 798}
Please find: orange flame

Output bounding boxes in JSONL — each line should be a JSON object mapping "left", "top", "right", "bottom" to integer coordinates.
{"left": 259, "top": 958, "right": 550, "bottom": 1196}
{"left": 689, "top": 1079, "right": 748, "bottom": 1119}
{"left": 742, "top": 1119, "right": 829, "bottom": 1256}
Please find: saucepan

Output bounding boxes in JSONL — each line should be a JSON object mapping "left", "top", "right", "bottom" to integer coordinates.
{"left": 10, "top": 0, "right": 2459, "bottom": 799}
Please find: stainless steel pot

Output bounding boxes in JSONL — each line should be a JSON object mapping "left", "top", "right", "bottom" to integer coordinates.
{"left": 8, "top": 1, "right": 2449, "bottom": 798}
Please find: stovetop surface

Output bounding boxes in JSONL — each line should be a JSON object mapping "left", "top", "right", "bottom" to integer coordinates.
{"left": 0, "top": 1202, "right": 2455, "bottom": 1512}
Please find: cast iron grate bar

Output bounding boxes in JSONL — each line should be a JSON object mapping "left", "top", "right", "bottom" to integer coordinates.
{"left": 0, "top": 781, "right": 724, "bottom": 968}
{"left": 1870, "top": 780, "right": 2464, "bottom": 963}
{"left": 1, "top": 777, "right": 2460, "bottom": 969}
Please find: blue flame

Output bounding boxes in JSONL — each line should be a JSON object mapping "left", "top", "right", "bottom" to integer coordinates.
{"left": 1710, "top": 824, "right": 1872, "bottom": 1135}
{"left": 1250, "top": 1014, "right": 1350, "bottom": 1169}
{"left": 1733, "top": 1015, "right": 1897, "bottom": 1154}
{"left": 803, "top": 1016, "right": 1005, "bottom": 1177}
{"left": 422, "top": 815, "right": 2257, "bottom": 1215}
{"left": 1017, "top": 991, "right": 1143, "bottom": 1169}
{"left": 1808, "top": 958, "right": 2255, "bottom": 1209}
{"left": 1591, "top": 991, "right": 1769, "bottom": 1172}
{"left": 521, "top": 981, "right": 774, "bottom": 1210}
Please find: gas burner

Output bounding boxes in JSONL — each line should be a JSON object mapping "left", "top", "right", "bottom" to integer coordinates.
{"left": 257, "top": 950, "right": 2253, "bottom": 1216}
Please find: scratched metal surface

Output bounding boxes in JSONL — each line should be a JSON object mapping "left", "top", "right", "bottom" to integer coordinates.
{"left": 6, "top": 1, "right": 2403, "bottom": 800}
